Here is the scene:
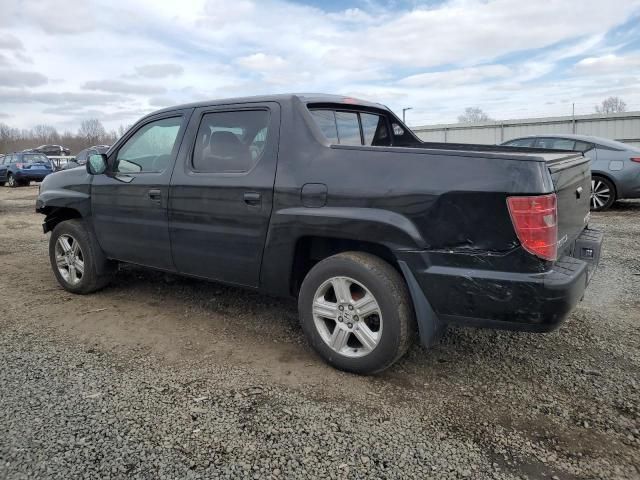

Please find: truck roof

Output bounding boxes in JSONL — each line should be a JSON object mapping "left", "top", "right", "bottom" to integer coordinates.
{"left": 150, "top": 93, "right": 387, "bottom": 117}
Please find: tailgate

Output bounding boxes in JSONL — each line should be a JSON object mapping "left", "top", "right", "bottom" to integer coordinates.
{"left": 547, "top": 153, "right": 591, "bottom": 255}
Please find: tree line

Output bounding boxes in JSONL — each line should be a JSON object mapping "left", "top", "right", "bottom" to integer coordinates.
{"left": 457, "top": 96, "right": 629, "bottom": 124}
{"left": 0, "top": 119, "right": 128, "bottom": 155}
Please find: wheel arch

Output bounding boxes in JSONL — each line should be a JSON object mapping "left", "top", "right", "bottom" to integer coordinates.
{"left": 41, "top": 206, "right": 83, "bottom": 233}
{"left": 289, "top": 235, "right": 400, "bottom": 297}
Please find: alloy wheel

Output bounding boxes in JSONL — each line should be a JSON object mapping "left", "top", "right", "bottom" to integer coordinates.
{"left": 312, "top": 276, "right": 383, "bottom": 358}
{"left": 54, "top": 234, "right": 85, "bottom": 285}
{"left": 591, "top": 179, "right": 611, "bottom": 209}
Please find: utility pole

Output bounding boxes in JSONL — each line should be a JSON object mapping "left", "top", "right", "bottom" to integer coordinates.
{"left": 402, "top": 107, "right": 413, "bottom": 124}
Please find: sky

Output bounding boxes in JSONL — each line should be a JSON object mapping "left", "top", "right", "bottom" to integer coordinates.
{"left": 0, "top": 0, "right": 639, "bottom": 132}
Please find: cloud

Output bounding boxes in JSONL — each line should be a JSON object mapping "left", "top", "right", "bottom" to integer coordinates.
{"left": 83, "top": 80, "right": 167, "bottom": 95}
{"left": 1, "top": 0, "right": 639, "bottom": 128}
{"left": 574, "top": 53, "right": 640, "bottom": 75}
{"left": 0, "top": 34, "right": 23, "bottom": 51}
{"left": 398, "top": 65, "right": 513, "bottom": 88}
{"left": 236, "top": 53, "right": 287, "bottom": 72}
{"left": 0, "top": 70, "right": 48, "bottom": 87}
{"left": 0, "top": 89, "right": 125, "bottom": 106}
{"left": 148, "top": 96, "right": 175, "bottom": 107}
{"left": 135, "top": 64, "right": 184, "bottom": 78}
{"left": 20, "top": 0, "right": 96, "bottom": 34}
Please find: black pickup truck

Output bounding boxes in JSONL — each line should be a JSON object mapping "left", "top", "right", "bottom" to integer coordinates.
{"left": 36, "top": 94, "right": 603, "bottom": 374}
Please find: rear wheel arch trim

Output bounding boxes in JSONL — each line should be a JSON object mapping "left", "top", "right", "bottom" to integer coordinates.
{"left": 397, "top": 260, "right": 446, "bottom": 348}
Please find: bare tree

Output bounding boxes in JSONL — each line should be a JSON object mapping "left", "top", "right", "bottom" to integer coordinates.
{"left": 32, "top": 125, "right": 60, "bottom": 144}
{"left": 78, "top": 119, "right": 107, "bottom": 145}
{"left": 595, "top": 97, "right": 627, "bottom": 115}
{"left": 458, "top": 107, "right": 492, "bottom": 123}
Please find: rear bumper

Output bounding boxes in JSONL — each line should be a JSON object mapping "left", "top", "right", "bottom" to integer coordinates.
{"left": 15, "top": 170, "right": 51, "bottom": 181}
{"left": 403, "top": 227, "right": 603, "bottom": 333}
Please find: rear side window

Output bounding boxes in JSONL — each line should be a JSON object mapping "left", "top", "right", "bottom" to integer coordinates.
{"left": 192, "top": 110, "right": 270, "bottom": 173}
{"left": 505, "top": 138, "right": 535, "bottom": 147}
{"left": 361, "top": 113, "right": 390, "bottom": 146}
{"left": 335, "top": 112, "right": 361, "bottom": 145}
{"left": 535, "top": 138, "right": 578, "bottom": 150}
{"left": 310, "top": 110, "right": 338, "bottom": 143}
{"left": 309, "top": 109, "right": 391, "bottom": 146}
{"left": 573, "top": 140, "right": 593, "bottom": 152}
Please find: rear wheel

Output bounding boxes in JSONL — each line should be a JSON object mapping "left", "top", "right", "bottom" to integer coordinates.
{"left": 298, "top": 252, "right": 415, "bottom": 374}
{"left": 49, "top": 219, "right": 115, "bottom": 294}
{"left": 7, "top": 174, "right": 17, "bottom": 188}
{"left": 591, "top": 175, "right": 615, "bottom": 211}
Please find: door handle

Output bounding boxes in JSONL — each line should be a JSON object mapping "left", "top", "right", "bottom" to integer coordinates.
{"left": 148, "top": 189, "right": 162, "bottom": 204}
{"left": 243, "top": 192, "right": 261, "bottom": 206}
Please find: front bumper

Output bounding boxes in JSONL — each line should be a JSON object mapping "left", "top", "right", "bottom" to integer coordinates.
{"left": 403, "top": 227, "right": 604, "bottom": 332}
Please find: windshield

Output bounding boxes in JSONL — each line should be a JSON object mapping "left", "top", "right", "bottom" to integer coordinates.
{"left": 23, "top": 154, "right": 49, "bottom": 163}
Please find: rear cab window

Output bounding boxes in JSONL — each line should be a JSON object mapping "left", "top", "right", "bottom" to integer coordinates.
{"left": 309, "top": 107, "right": 392, "bottom": 147}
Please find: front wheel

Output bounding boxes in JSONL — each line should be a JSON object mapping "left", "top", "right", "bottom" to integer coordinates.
{"left": 298, "top": 252, "right": 415, "bottom": 374}
{"left": 591, "top": 175, "right": 616, "bottom": 211}
{"left": 49, "top": 219, "right": 115, "bottom": 294}
{"left": 7, "top": 174, "right": 17, "bottom": 188}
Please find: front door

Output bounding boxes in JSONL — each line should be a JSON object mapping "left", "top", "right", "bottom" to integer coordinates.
{"left": 169, "top": 103, "right": 280, "bottom": 287}
{"left": 91, "top": 112, "right": 191, "bottom": 270}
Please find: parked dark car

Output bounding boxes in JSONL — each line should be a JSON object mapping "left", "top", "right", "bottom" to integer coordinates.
{"left": 32, "top": 144, "right": 71, "bottom": 157}
{"left": 1, "top": 151, "right": 53, "bottom": 187}
{"left": 72, "top": 145, "right": 110, "bottom": 167}
{"left": 36, "top": 94, "right": 603, "bottom": 374}
{"left": 61, "top": 145, "right": 111, "bottom": 170}
{"left": 502, "top": 134, "right": 640, "bottom": 211}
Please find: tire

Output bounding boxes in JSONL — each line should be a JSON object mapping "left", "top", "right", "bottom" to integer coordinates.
{"left": 591, "top": 175, "right": 616, "bottom": 211}
{"left": 0, "top": 182, "right": 4, "bottom": 186}
{"left": 7, "top": 174, "right": 17, "bottom": 188}
{"left": 298, "top": 252, "right": 415, "bottom": 374}
{"left": 49, "top": 219, "right": 115, "bottom": 294}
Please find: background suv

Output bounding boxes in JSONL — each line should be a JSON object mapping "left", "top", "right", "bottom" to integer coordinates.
{"left": 0, "top": 152, "right": 54, "bottom": 187}
{"left": 502, "top": 134, "right": 640, "bottom": 211}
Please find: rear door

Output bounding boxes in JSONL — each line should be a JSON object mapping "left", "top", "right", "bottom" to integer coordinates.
{"left": 169, "top": 102, "right": 280, "bottom": 287}
{"left": 91, "top": 111, "right": 191, "bottom": 269}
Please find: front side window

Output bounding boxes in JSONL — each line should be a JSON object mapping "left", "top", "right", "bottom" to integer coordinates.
{"left": 192, "top": 110, "right": 270, "bottom": 173}
{"left": 115, "top": 117, "right": 182, "bottom": 173}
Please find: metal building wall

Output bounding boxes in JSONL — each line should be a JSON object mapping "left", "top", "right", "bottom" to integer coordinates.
{"left": 412, "top": 111, "right": 640, "bottom": 147}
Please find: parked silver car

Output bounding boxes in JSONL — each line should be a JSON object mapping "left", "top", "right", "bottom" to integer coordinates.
{"left": 502, "top": 134, "right": 640, "bottom": 211}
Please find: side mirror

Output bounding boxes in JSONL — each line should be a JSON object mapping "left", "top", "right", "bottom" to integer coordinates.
{"left": 87, "top": 153, "right": 107, "bottom": 175}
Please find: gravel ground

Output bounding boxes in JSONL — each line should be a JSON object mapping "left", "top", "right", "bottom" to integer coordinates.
{"left": 0, "top": 185, "right": 639, "bottom": 479}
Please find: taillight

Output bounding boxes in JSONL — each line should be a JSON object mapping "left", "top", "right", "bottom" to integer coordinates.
{"left": 631, "top": 157, "right": 640, "bottom": 163}
{"left": 507, "top": 193, "right": 558, "bottom": 261}
{"left": 15, "top": 163, "right": 24, "bottom": 169}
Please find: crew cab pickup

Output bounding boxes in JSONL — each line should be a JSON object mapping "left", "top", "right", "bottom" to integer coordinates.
{"left": 36, "top": 94, "right": 603, "bottom": 374}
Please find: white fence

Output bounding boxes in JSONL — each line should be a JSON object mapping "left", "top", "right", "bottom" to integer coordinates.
{"left": 411, "top": 111, "right": 640, "bottom": 147}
